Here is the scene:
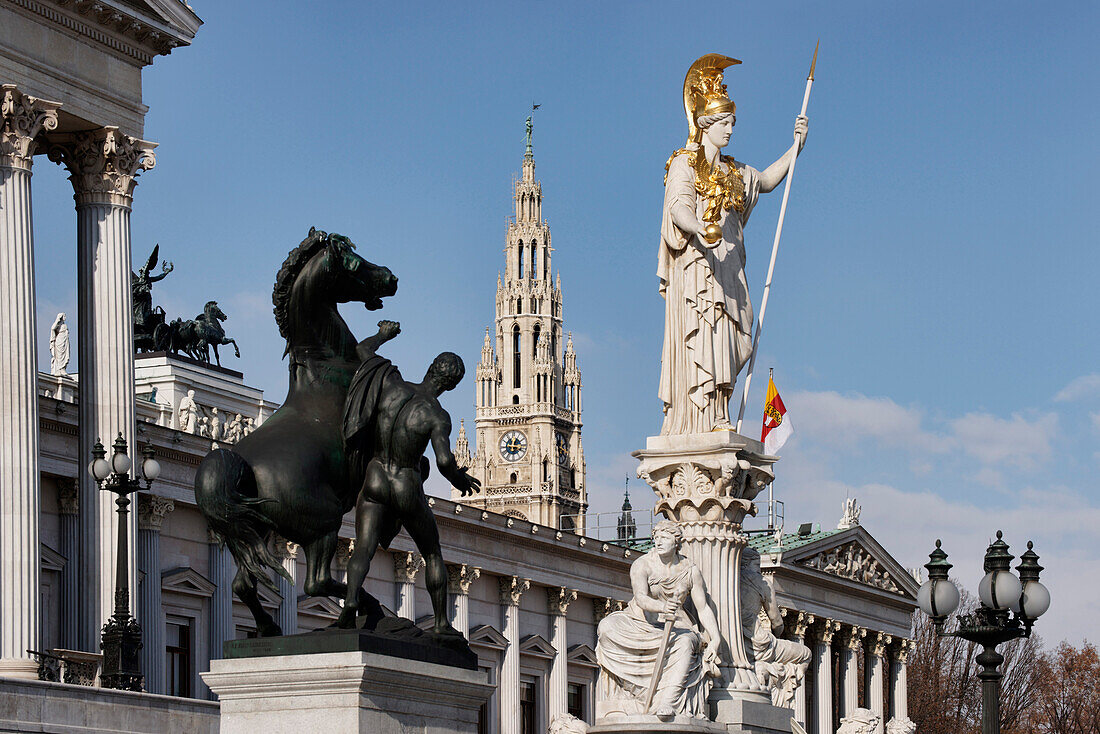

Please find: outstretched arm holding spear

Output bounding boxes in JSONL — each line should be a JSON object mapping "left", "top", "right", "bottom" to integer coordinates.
{"left": 735, "top": 42, "right": 818, "bottom": 433}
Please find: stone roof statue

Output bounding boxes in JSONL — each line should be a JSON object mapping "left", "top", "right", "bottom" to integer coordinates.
{"left": 49, "top": 313, "right": 70, "bottom": 376}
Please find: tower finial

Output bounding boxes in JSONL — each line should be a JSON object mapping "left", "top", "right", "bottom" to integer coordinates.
{"left": 525, "top": 114, "right": 534, "bottom": 158}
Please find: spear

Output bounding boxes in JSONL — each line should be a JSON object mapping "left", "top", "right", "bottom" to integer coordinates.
{"left": 735, "top": 42, "right": 818, "bottom": 434}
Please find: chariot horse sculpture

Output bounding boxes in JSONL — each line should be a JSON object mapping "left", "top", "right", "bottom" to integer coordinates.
{"left": 194, "top": 228, "right": 398, "bottom": 636}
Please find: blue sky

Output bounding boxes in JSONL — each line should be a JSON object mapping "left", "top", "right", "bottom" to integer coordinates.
{"left": 29, "top": 1, "right": 1099, "bottom": 643}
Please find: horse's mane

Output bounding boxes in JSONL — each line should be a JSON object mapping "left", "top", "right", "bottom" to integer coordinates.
{"left": 272, "top": 227, "right": 355, "bottom": 341}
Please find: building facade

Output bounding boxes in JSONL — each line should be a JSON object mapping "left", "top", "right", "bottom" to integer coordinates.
{"left": 452, "top": 135, "right": 587, "bottom": 532}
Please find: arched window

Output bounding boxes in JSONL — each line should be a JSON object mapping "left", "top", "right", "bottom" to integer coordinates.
{"left": 543, "top": 459, "right": 549, "bottom": 481}
{"left": 570, "top": 468, "right": 576, "bottom": 487}
{"left": 512, "top": 395, "right": 519, "bottom": 404}
{"left": 512, "top": 325, "right": 521, "bottom": 389}
{"left": 517, "top": 241, "right": 524, "bottom": 279}
{"left": 509, "top": 472, "right": 517, "bottom": 485}
{"left": 532, "top": 323, "right": 541, "bottom": 359}
{"left": 551, "top": 331, "right": 557, "bottom": 362}
{"left": 531, "top": 244, "right": 538, "bottom": 279}
{"left": 516, "top": 298, "right": 522, "bottom": 315}
{"left": 543, "top": 246, "right": 548, "bottom": 279}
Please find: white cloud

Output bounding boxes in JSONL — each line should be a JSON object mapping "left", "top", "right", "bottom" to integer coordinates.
{"left": 948, "top": 412, "right": 1056, "bottom": 470}
{"left": 1054, "top": 374, "right": 1100, "bottom": 402}
{"left": 790, "top": 390, "right": 948, "bottom": 453}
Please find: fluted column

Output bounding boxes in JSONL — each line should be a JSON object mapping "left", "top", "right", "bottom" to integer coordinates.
{"left": 50, "top": 127, "right": 156, "bottom": 649}
{"left": 57, "top": 478, "right": 80, "bottom": 650}
{"left": 393, "top": 551, "right": 424, "bottom": 621}
{"left": 891, "top": 640, "right": 911, "bottom": 721}
{"left": 0, "top": 85, "right": 59, "bottom": 678}
{"left": 865, "top": 632, "right": 890, "bottom": 734}
{"left": 208, "top": 532, "right": 234, "bottom": 664}
{"left": 547, "top": 587, "right": 578, "bottom": 721}
{"left": 814, "top": 620, "right": 840, "bottom": 734}
{"left": 276, "top": 539, "right": 299, "bottom": 635}
{"left": 788, "top": 611, "right": 815, "bottom": 729}
{"left": 499, "top": 576, "right": 530, "bottom": 734}
{"left": 842, "top": 626, "right": 865, "bottom": 715}
{"left": 137, "top": 494, "right": 173, "bottom": 694}
{"left": 334, "top": 537, "right": 354, "bottom": 584}
{"left": 446, "top": 563, "right": 480, "bottom": 638}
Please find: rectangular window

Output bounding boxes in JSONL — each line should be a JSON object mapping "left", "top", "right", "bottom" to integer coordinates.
{"left": 567, "top": 682, "right": 585, "bottom": 720}
{"left": 166, "top": 620, "right": 191, "bottom": 698}
{"left": 520, "top": 680, "right": 537, "bottom": 734}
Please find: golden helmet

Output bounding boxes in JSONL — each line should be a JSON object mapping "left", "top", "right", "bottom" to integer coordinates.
{"left": 683, "top": 53, "right": 741, "bottom": 145}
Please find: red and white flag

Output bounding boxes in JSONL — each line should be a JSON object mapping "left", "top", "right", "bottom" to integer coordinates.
{"left": 761, "top": 373, "right": 793, "bottom": 455}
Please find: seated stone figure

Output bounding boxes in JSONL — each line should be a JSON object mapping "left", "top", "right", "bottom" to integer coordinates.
{"left": 595, "top": 520, "right": 722, "bottom": 721}
{"left": 740, "top": 547, "right": 812, "bottom": 707}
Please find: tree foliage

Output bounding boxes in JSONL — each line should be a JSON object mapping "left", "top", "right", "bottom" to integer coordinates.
{"left": 1025, "top": 640, "right": 1100, "bottom": 734}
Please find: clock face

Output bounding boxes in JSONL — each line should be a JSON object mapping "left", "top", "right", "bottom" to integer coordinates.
{"left": 556, "top": 432, "right": 569, "bottom": 467}
{"left": 499, "top": 430, "right": 528, "bottom": 462}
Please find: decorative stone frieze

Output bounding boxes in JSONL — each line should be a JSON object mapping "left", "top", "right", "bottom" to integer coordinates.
{"left": 393, "top": 551, "right": 425, "bottom": 584}
{"left": 48, "top": 127, "right": 156, "bottom": 207}
{"left": 137, "top": 494, "right": 174, "bottom": 531}
{"left": 0, "top": 85, "right": 60, "bottom": 170}
{"left": 546, "top": 587, "right": 577, "bottom": 617}
{"left": 800, "top": 541, "right": 902, "bottom": 594}
{"left": 498, "top": 576, "right": 530, "bottom": 606}
{"left": 446, "top": 563, "right": 481, "bottom": 595}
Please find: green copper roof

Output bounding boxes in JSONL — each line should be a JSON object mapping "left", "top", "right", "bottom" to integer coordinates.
{"left": 746, "top": 528, "right": 841, "bottom": 553}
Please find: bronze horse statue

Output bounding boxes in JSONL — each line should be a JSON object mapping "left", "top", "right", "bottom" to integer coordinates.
{"left": 194, "top": 229, "right": 398, "bottom": 636}
{"left": 171, "top": 301, "right": 240, "bottom": 366}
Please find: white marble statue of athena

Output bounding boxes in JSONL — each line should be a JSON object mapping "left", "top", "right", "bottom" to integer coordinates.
{"left": 658, "top": 55, "right": 806, "bottom": 435}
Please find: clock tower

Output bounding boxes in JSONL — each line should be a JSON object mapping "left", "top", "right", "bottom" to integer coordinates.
{"left": 451, "top": 121, "right": 586, "bottom": 532}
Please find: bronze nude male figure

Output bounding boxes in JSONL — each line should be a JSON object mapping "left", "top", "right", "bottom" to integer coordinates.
{"left": 337, "top": 320, "right": 480, "bottom": 637}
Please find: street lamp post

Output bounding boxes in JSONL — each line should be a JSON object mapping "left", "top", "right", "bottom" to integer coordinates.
{"left": 917, "top": 531, "right": 1051, "bottom": 734}
{"left": 88, "top": 433, "right": 161, "bottom": 691}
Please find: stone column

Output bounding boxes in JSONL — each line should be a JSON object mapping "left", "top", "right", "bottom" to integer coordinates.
{"left": 547, "top": 587, "right": 578, "bottom": 722}
{"left": 208, "top": 531, "right": 234, "bottom": 663}
{"left": 334, "top": 537, "right": 354, "bottom": 585}
{"left": 137, "top": 494, "right": 174, "bottom": 694}
{"left": 57, "top": 478, "right": 80, "bottom": 650}
{"left": 50, "top": 127, "right": 156, "bottom": 649}
{"left": 0, "top": 85, "right": 59, "bottom": 678}
{"left": 890, "top": 639, "right": 911, "bottom": 721}
{"left": 814, "top": 620, "right": 840, "bottom": 734}
{"left": 841, "top": 626, "right": 865, "bottom": 716}
{"left": 788, "top": 611, "right": 815, "bottom": 729}
{"left": 446, "top": 563, "right": 480, "bottom": 638}
{"left": 275, "top": 539, "right": 299, "bottom": 635}
{"left": 634, "top": 432, "right": 777, "bottom": 720}
{"left": 499, "top": 576, "right": 530, "bottom": 734}
{"left": 865, "top": 632, "right": 891, "bottom": 734}
{"left": 393, "top": 551, "right": 424, "bottom": 621}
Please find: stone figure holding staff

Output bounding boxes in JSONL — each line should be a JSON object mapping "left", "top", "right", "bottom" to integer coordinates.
{"left": 658, "top": 54, "right": 807, "bottom": 435}
{"left": 595, "top": 520, "right": 722, "bottom": 721}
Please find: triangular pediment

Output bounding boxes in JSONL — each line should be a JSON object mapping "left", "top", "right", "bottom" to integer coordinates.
{"left": 780, "top": 527, "right": 918, "bottom": 598}
{"left": 40, "top": 543, "right": 67, "bottom": 573}
{"left": 568, "top": 643, "right": 598, "bottom": 668}
{"left": 469, "top": 624, "right": 508, "bottom": 651}
{"left": 520, "top": 634, "right": 556, "bottom": 659}
{"left": 254, "top": 583, "right": 282, "bottom": 611}
{"left": 298, "top": 596, "right": 342, "bottom": 618}
{"left": 162, "top": 567, "right": 216, "bottom": 598}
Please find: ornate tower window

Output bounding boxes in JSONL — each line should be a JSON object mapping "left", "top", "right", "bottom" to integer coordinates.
{"left": 512, "top": 324, "right": 521, "bottom": 389}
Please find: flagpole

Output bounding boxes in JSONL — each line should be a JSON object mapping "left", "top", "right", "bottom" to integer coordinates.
{"left": 735, "top": 42, "right": 817, "bottom": 433}
{"left": 767, "top": 367, "right": 775, "bottom": 528}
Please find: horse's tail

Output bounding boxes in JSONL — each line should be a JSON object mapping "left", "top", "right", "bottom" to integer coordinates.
{"left": 194, "top": 448, "right": 291, "bottom": 593}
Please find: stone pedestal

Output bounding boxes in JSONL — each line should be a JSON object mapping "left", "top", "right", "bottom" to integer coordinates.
{"left": 203, "top": 649, "right": 492, "bottom": 734}
{"left": 634, "top": 430, "right": 779, "bottom": 730}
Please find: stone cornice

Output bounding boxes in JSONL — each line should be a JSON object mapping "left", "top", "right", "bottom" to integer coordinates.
{"left": 4, "top": 0, "right": 199, "bottom": 66}
{"left": 0, "top": 84, "right": 60, "bottom": 170}
{"left": 48, "top": 127, "right": 156, "bottom": 206}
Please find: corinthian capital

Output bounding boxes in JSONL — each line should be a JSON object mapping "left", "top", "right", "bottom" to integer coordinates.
{"left": 392, "top": 551, "right": 425, "bottom": 584}
{"left": 48, "top": 126, "right": 156, "bottom": 206}
{"left": 546, "top": 587, "right": 578, "bottom": 616}
{"left": 498, "top": 576, "right": 530, "bottom": 606}
{"left": 0, "top": 85, "right": 60, "bottom": 170}
{"left": 446, "top": 563, "right": 481, "bottom": 595}
{"left": 137, "top": 493, "right": 175, "bottom": 531}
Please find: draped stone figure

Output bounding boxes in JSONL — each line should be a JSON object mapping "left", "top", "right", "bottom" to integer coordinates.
{"left": 177, "top": 389, "right": 198, "bottom": 434}
{"left": 49, "top": 313, "right": 70, "bottom": 376}
{"left": 596, "top": 520, "right": 722, "bottom": 721}
{"left": 739, "top": 547, "right": 811, "bottom": 707}
{"left": 658, "top": 54, "right": 807, "bottom": 434}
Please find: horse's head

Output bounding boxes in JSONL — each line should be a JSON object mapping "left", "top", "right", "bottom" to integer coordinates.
{"left": 204, "top": 300, "right": 228, "bottom": 323}
{"left": 319, "top": 233, "right": 398, "bottom": 310}
{"left": 274, "top": 228, "right": 398, "bottom": 358}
